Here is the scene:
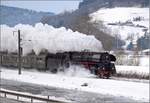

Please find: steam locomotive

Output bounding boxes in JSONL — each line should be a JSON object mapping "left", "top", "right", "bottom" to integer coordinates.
{"left": 0, "top": 51, "right": 116, "bottom": 78}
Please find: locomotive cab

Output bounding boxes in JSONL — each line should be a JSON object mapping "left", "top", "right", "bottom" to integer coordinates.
{"left": 96, "top": 52, "right": 116, "bottom": 78}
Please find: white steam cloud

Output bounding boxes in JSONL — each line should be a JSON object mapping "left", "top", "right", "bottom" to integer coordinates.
{"left": 1, "top": 23, "right": 103, "bottom": 55}
{"left": 57, "top": 65, "right": 95, "bottom": 78}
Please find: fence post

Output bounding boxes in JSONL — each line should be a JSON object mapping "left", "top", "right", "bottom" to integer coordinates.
{"left": 47, "top": 95, "right": 50, "bottom": 103}
{"left": 4, "top": 93, "right": 6, "bottom": 98}
{"left": 17, "top": 96, "right": 19, "bottom": 100}
{"left": 31, "top": 98, "right": 33, "bottom": 103}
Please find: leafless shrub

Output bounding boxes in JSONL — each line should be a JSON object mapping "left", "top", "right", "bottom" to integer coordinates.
{"left": 115, "top": 71, "right": 149, "bottom": 80}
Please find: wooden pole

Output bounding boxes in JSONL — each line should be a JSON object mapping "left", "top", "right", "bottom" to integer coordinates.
{"left": 18, "top": 30, "right": 21, "bottom": 75}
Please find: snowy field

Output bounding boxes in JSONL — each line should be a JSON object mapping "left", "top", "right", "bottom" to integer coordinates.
{"left": 1, "top": 23, "right": 103, "bottom": 55}
{"left": 0, "top": 66, "right": 149, "bottom": 102}
{"left": 90, "top": 7, "right": 149, "bottom": 48}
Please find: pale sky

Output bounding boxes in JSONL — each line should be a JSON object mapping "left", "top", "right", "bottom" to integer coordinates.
{"left": 1, "top": 0, "right": 82, "bottom": 14}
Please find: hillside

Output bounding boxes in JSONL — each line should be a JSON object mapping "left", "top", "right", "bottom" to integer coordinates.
{"left": 41, "top": 0, "right": 149, "bottom": 27}
{"left": 79, "top": 0, "right": 149, "bottom": 9}
{"left": 0, "top": 5, "right": 54, "bottom": 26}
{"left": 90, "top": 7, "right": 149, "bottom": 50}
{"left": 41, "top": 0, "right": 149, "bottom": 51}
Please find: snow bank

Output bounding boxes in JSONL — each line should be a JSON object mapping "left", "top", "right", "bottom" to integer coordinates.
{"left": 1, "top": 23, "right": 103, "bottom": 55}
{"left": 1, "top": 67, "right": 149, "bottom": 102}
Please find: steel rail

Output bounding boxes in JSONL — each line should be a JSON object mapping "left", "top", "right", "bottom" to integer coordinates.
{"left": 0, "top": 89, "right": 69, "bottom": 103}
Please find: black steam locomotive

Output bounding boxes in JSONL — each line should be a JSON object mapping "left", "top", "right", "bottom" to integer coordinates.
{"left": 0, "top": 51, "right": 116, "bottom": 78}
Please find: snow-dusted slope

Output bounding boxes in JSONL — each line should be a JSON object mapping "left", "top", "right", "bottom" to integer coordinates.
{"left": 90, "top": 7, "right": 149, "bottom": 48}
{"left": 1, "top": 23, "right": 103, "bottom": 55}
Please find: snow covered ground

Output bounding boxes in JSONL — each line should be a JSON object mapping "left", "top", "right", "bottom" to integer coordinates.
{"left": 90, "top": 7, "right": 149, "bottom": 48}
{"left": 0, "top": 66, "right": 149, "bottom": 102}
{"left": 0, "top": 23, "right": 103, "bottom": 55}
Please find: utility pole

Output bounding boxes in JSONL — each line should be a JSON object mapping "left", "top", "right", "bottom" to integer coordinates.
{"left": 13, "top": 30, "right": 22, "bottom": 75}
{"left": 18, "top": 30, "right": 22, "bottom": 75}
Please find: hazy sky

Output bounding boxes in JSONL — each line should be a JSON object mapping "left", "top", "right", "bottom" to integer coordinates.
{"left": 1, "top": 0, "right": 82, "bottom": 14}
